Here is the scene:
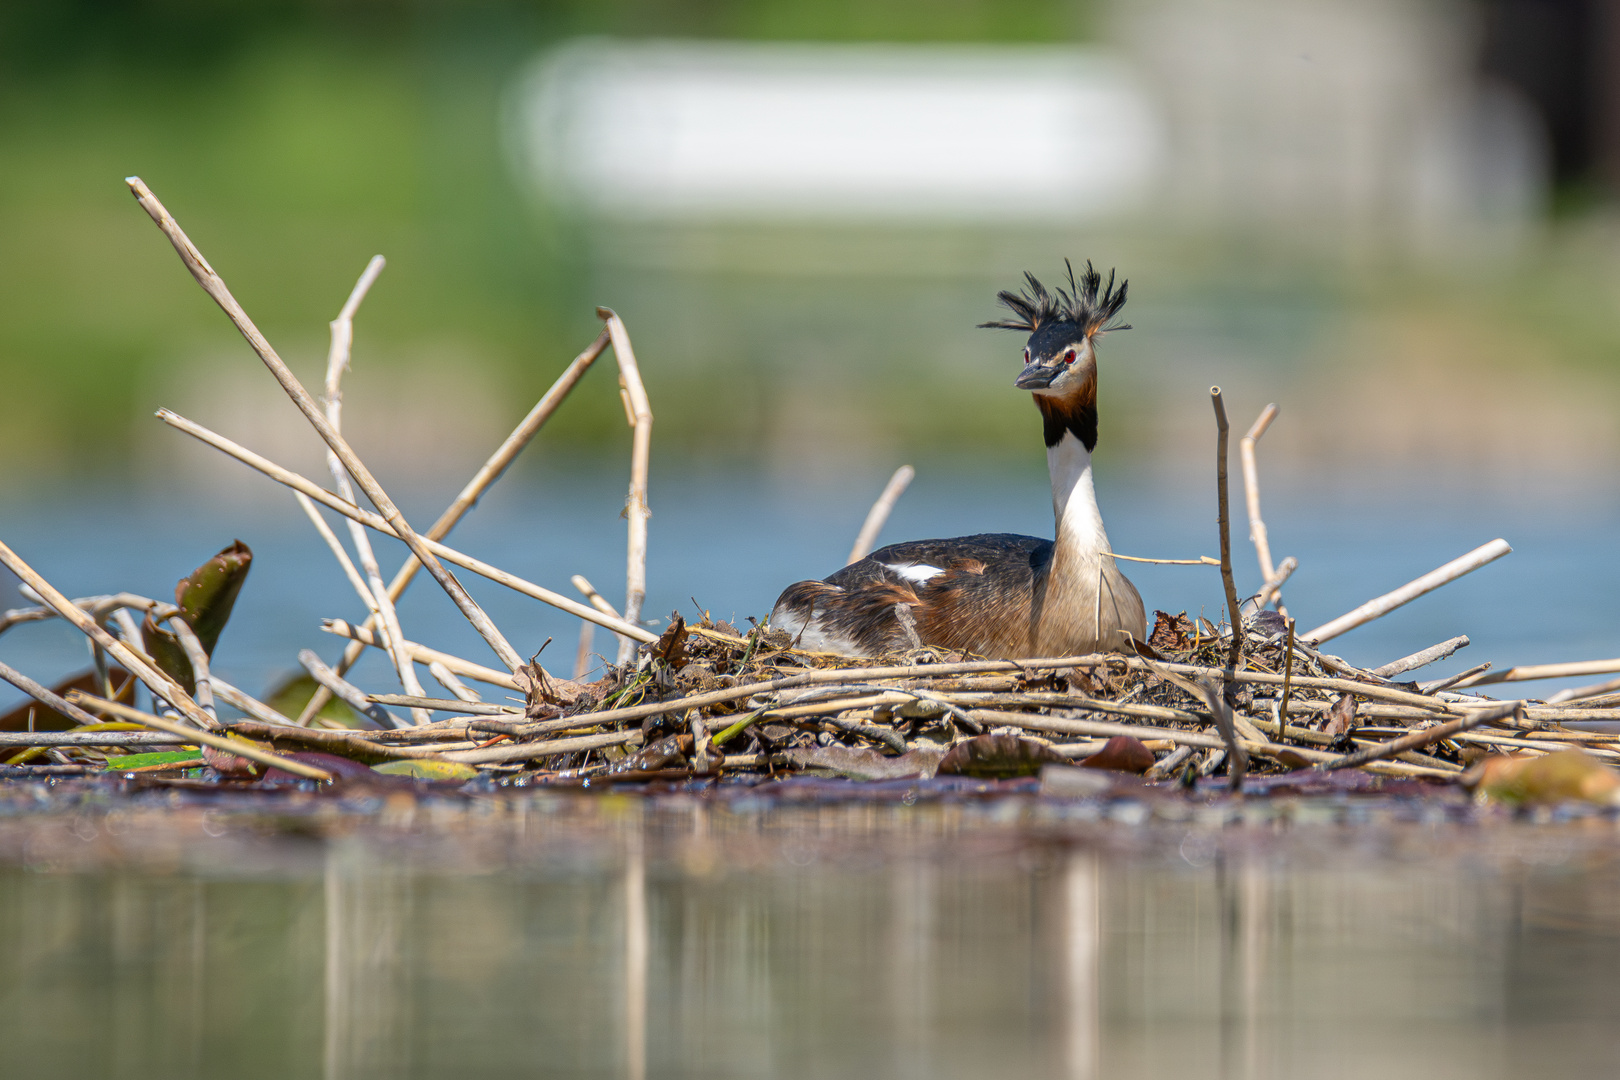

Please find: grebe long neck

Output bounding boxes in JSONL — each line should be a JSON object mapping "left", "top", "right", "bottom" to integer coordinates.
{"left": 1047, "top": 431, "right": 1110, "bottom": 556}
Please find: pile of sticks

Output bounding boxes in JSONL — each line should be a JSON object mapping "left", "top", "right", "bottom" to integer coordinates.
{"left": 2, "top": 177, "right": 1619, "bottom": 790}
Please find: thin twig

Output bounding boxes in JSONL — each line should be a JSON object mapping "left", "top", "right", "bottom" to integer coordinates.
{"left": 1210, "top": 388, "right": 1243, "bottom": 670}
{"left": 1253, "top": 556, "right": 1296, "bottom": 612}
{"left": 1549, "top": 674, "right": 1620, "bottom": 705}
{"left": 847, "top": 465, "right": 915, "bottom": 564}
{"left": 597, "top": 308, "right": 653, "bottom": 665}
{"left": 156, "top": 409, "right": 659, "bottom": 644}
{"left": 208, "top": 677, "right": 296, "bottom": 726}
{"left": 299, "top": 329, "right": 612, "bottom": 723}
{"left": 427, "top": 662, "right": 482, "bottom": 703}
{"left": 127, "top": 178, "right": 524, "bottom": 674}
{"left": 1302, "top": 539, "right": 1512, "bottom": 644}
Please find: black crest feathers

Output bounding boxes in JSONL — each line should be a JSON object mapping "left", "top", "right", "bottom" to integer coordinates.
{"left": 978, "top": 259, "right": 1131, "bottom": 337}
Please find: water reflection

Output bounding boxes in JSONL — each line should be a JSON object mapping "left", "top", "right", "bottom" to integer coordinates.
{"left": 3, "top": 803, "right": 1620, "bottom": 1078}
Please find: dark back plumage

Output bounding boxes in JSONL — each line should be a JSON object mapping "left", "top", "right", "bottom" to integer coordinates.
{"left": 978, "top": 259, "right": 1131, "bottom": 337}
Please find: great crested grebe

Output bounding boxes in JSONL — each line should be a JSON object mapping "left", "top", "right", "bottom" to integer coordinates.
{"left": 770, "top": 261, "right": 1147, "bottom": 659}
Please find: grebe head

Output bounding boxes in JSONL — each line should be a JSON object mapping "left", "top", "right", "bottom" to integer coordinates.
{"left": 978, "top": 259, "right": 1130, "bottom": 397}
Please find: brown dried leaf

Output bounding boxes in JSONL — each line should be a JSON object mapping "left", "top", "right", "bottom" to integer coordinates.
{"left": 652, "top": 614, "right": 689, "bottom": 667}
{"left": 1323, "top": 693, "right": 1357, "bottom": 737}
{"left": 937, "top": 734, "right": 1065, "bottom": 779}
{"left": 1149, "top": 610, "right": 1194, "bottom": 653}
{"left": 1078, "top": 735, "right": 1156, "bottom": 774}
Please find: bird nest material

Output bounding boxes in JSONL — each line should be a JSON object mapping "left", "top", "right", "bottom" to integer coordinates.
{"left": 3, "top": 179, "right": 1620, "bottom": 805}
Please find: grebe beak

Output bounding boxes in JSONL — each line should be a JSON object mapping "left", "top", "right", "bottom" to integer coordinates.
{"left": 1014, "top": 361, "right": 1059, "bottom": 390}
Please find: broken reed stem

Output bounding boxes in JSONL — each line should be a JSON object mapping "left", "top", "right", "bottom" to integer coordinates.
{"left": 156, "top": 409, "right": 658, "bottom": 645}
{"left": 1302, "top": 538, "right": 1512, "bottom": 644}
{"left": 321, "top": 255, "right": 429, "bottom": 725}
{"left": 0, "top": 540, "right": 218, "bottom": 731}
{"left": 0, "top": 657, "right": 105, "bottom": 728}
{"left": 1317, "top": 700, "right": 1523, "bottom": 771}
{"left": 1210, "top": 388, "right": 1244, "bottom": 670}
{"left": 1549, "top": 673, "right": 1620, "bottom": 704}
{"left": 299, "top": 328, "right": 613, "bottom": 724}
{"left": 1369, "top": 635, "right": 1470, "bottom": 678}
{"left": 126, "top": 178, "right": 524, "bottom": 675}
{"left": 65, "top": 692, "right": 334, "bottom": 781}
{"left": 296, "top": 491, "right": 379, "bottom": 615}
{"left": 1239, "top": 403, "right": 1285, "bottom": 614}
{"left": 847, "top": 464, "right": 916, "bottom": 565}
{"left": 598, "top": 308, "right": 653, "bottom": 666}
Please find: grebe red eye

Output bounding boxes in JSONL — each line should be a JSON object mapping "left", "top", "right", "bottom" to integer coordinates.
{"left": 1022, "top": 348, "right": 1030, "bottom": 363}
{"left": 1063, "top": 349, "right": 1076, "bottom": 364}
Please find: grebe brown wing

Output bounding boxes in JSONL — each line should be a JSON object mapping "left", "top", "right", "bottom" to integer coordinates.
{"left": 771, "top": 533, "right": 1054, "bottom": 657}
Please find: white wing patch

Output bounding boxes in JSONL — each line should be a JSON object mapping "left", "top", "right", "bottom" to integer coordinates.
{"left": 882, "top": 562, "right": 945, "bottom": 584}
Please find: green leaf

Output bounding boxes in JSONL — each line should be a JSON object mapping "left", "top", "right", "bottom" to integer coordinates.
{"left": 372, "top": 760, "right": 479, "bottom": 781}
{"left": 142, "top": 540, "right": 253, "bottom": 693}
{"left": 103, "top": 750, "right": 203, "bottom": 771}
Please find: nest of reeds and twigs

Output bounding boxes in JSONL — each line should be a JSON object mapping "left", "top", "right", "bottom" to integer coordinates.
{"left": 3, "top": 178, "right": 1620, "bottom": 805}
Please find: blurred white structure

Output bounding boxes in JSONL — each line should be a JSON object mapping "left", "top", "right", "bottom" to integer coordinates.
{"left": 1111, "top": 0, "right": 1548, "bottom": 250}
{"left": 508, "top": 8, "right": 1547, "bottom": 252}
{"left": 509, "top": 39, "right": 1164, "bottom": 223}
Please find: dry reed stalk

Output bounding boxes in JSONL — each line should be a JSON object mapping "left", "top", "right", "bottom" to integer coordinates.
{"left": 1417, "top": 663, "right": 1492, "bottom": 693}
{"left": 127, "top": 179, "right": 524, "bottom": 675}
{"left": 157, "top": 410, "right": 659, "bottom": 644}
{"left": 1452, "top": 657, "right": 1620, "bottom": 689}
{"left": 1302, "top": 539, "right": 1512, "bottom": 644}
{"left": 208, "top": 677, "right": 296, "bottom": 726}
{"left": 151, "top": 605, "right": 217, "bottom": 724}
{"left": 223, "top": 721, "right": 458, "bottom": 762}
{"left": 0, "top": 731, "right": 187, "bottom": 748}
{"left": 1548, "top": 674, "right": 1620, "bottom": 704}
{"left": 298, "top": 329, "right": 613, "bottom": 723}
{"left": 0, "top": 540, "right": 218, "bottom": 730}
{"left": 1370, "top": 635, "right": 1471, "bottom": 678}
{"left": 367, "top": 694, "right": 521, "bottom": 716}
{"left": 296, "top": 492, "right": 379, "bottom": 612}
{"left": 1254, "top": 556, "right": 1296, "bottom": 612}
{"left": 1317, "top": 700, "right": 1523, "bottom": 771}
{"left": 1209, "top": 388, "right": 1244, "bottom": 670}
{"left": 320, "top": 257, "right": 430, "bottom": 725}
{"left": 443, "top": 727, "right": 643, "bottom": 765}
{"left": 1239, "top": 403, "right": 1287, "bottom": 614}
{"left": 321, "top": 620, "right": 523, "bottom": 690}
{"left": 299, "top": 649, "right": 403, "bottom": 728}
{"left": 427, "top": 662, "right": 481, "bottom": 703}
{"left": 0, "top": 657, "right": 106, "bottom": 728}
{"left": 66, "top": 692, "right": 334, "bottom": 780}
{"left": 574, "top": 622, "right": 596, "bottom": 680}
{"left": 597, "top": 308, "right": 654, "bottom": 665}
{"left": 847, "top": 465, "right": 916, "bottom": 564}
{"left": 571, "top": 575, "right": 623, "bottom": 619}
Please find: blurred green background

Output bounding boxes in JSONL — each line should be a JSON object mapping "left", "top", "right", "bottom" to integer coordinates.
{"left": 2, "top": 0, "right": 1618, "bottom": 496}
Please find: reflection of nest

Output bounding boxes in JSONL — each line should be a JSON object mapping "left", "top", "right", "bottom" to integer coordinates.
{"left": 3, "top": 178, "right": 1619, "bottom": 799}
